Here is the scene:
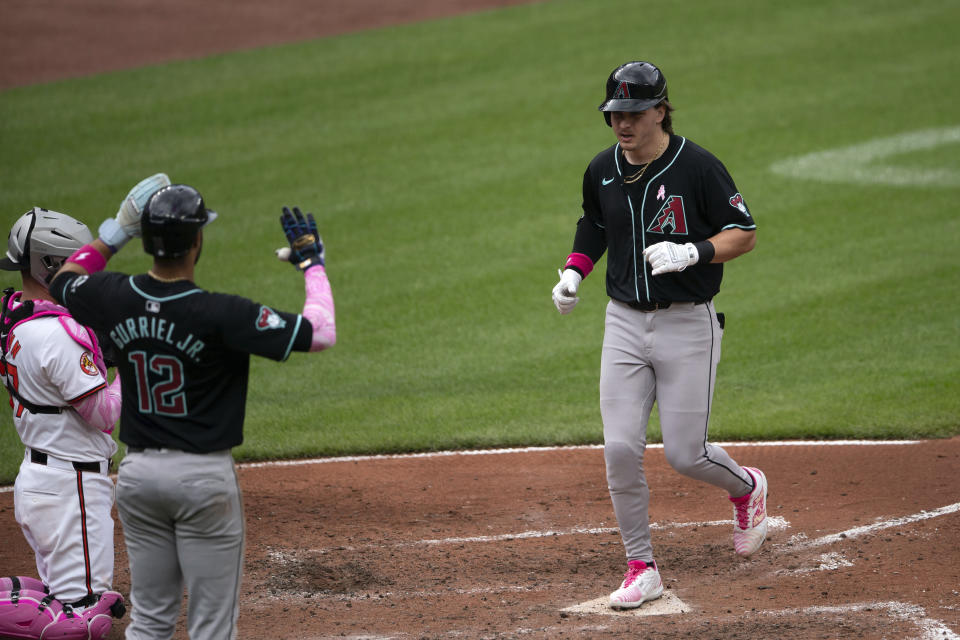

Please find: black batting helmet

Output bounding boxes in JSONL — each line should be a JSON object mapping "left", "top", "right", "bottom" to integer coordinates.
{"left": 598, "top": 61, "right": 668, "bottom": 126}
{"left": 141, "top": 184, "right": 217, "bottom": 258}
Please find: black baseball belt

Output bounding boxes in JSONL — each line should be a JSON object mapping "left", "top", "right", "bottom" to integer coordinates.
{"left": 29, "top": 449, "right": 107, "bottom": 473}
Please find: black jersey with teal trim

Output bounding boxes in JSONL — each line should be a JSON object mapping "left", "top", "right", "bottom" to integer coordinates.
{"left": 51, "top": 271, "right": 311, "bottom": 453}
{"left": 573, "top": 134, "right": 757, "bottom": 304}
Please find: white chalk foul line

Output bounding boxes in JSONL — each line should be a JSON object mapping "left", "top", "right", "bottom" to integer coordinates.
{"left": 0, "top": 440, "right": 922, "bottom": 493}
{"left": 234, "top": 440, "right": 920, "bottom": 470}
{"left": 781, "top": 502, "right": 960, "bottom": 551}
{"left": 289, "top": 516, "right": 793, "bottom": 555}
{"left": 763, "top": 601, "right": 960, "bottom": 640}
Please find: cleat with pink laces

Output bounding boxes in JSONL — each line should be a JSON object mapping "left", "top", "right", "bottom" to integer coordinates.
{"left": 730, "top": 466, "right": 768, "bottom": 557}
{"left": 608, "top": 559, "right": 663, "bottom": 609}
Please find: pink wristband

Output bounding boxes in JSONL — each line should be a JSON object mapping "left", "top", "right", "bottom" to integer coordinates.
{"left": 564, "top": 252, "right": 594, "bottom": 278}
{"left": 66, "top": 244, "right": 107, "bottom": 274}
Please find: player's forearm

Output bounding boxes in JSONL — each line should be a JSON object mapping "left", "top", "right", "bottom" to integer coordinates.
{"left": 71, "top": 375, "right": 122, "bottom": 434}
{"left": 59, "top": 239, "right": 114, "bottom": 277}
{"left": 302, "top": 266, "right": 336, "bottom": 351}
{"left": 704, "top": 228, "right": 756, "bottom": 264}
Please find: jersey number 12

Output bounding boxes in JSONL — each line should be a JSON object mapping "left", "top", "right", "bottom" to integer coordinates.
{"left": 128, "top": 351, "right": 188, "bottom": 417}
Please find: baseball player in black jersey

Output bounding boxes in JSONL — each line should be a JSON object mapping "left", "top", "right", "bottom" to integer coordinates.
{"left": 48, "top": 180, "right": 336, "bottom": 639}
{"left": 552, "top": 61, "right": 769, "bottom": 609}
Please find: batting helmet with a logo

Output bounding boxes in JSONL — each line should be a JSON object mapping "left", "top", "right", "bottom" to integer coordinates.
{"left": 598, "top": 61, "right": 668, "bottom": 126}
{"left": 141, "top": 184, "right": 217, "bottom": 258}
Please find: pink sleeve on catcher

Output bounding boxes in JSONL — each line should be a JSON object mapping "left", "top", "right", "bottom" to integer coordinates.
{"left": 303, "top": 266, "right": 336, "bottom": 351}
{"left": 72, "top": 375, "right": 122, "bottom": 434}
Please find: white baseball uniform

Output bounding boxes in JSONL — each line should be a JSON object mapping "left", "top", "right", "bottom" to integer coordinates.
{"left": 5, "top": 298, "right": 119, "bottom": 605}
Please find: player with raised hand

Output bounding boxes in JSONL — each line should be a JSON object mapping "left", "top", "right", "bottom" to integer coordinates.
{"left": 0, "top": 206, "right": 130, "bottom": 640}
{"left": 48, "top": 180, "right": 335, "bottom": 639}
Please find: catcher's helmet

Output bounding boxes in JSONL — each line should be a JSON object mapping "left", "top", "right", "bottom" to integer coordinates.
{"left": 598, "top": 61, "right": 668, "bottom": 126}
{"left": 141, "top": 184, "right": 217, "bottom": 258}
{"left": 0, "top": 207, "right": 94, "bottom": 287}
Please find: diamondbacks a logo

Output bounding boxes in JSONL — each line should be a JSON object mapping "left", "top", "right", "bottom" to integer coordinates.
{"left": 256, "top": 306, "right": 286, "bottom": 331}
{"left": 79, "top": 351, "right": 98, "bottom": 376}
{"left": 613, "top": 81, "right": 630, "bottom": 99}
{"left": 646, "top": 195, "right": 688, "bottom": 235}
{"left": 729, "top": 192, "right": 749, "bottom": 216}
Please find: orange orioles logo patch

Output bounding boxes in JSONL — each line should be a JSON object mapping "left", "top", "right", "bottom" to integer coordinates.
{"left": 646, "top": 195, "right": 688, "bottom": 235}
{"left": 79, "top": 351, "right": 99, "bottom": 376}
{"left": 256, "top": 306, "right": 286, "bottom": 331}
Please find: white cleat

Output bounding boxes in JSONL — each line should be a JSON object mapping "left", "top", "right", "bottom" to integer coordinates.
{"left": 608, "top": 560, "right": 664, "bottom": 609}
{"left": 730, "top": 466, "right": 769, "bottom": 557}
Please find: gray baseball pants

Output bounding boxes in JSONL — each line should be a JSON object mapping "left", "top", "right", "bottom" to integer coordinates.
{"left": 600, "top": 299, "right": 753, "bottom": 562}
{"left": 116, "top": 449, "right": 244, "bottom": 640}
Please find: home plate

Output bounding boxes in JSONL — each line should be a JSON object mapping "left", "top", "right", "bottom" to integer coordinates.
{"left": 562, "top": 591, "right": 691, "bottom": 616}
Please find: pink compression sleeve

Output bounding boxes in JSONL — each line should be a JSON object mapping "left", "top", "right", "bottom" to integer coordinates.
{"left": 72, "top": 375, "right": 121, "bottom": 434}
{"left": 303, "top": 265, "right": 336, "bottom": 351}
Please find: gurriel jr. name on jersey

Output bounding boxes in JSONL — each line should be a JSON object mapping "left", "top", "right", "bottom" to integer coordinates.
{"left": 110, "top": 316, "right": 205, "bottom": 362}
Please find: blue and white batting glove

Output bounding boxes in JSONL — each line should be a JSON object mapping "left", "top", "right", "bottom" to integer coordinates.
{"left": 644, "top": 241, "right": 699, "bottom": 276}
{"left": 99, "top": 173, "right": 171, "bottom": 252}
{"left": 279, "top": 206, "right": 325, "bottom": 271}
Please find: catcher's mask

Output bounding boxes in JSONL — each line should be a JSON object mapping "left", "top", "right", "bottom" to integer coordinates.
{"left": 598, "top": 61, "right": 668, "bottom": 127}
{"left": 141, "top": 184, "right": 217, "bottom": 258}
{"left": 0, "top": 208, "right": 94, "bottom": 287}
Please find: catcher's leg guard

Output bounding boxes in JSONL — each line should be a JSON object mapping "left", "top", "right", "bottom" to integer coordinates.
{"left": 81, "top": 591, "right": 125, "bottom": 640}
{"left": 37, "top": 606, "right": 89, "bottom": 640}
{"left": 0, "top": 577, "right": 48, "bottom": 594}
{"left": 0, "top": 588, "right": 85, "bottom": 640}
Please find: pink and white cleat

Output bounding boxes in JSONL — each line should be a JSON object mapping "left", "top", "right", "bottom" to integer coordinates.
{"left": 730, "top": 466, "right": 768, "bottom": 557}
{"left": 608, "top": 559, "right": 663, "bottom": 609}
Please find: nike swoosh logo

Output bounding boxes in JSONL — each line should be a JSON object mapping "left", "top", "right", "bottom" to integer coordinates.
{"left": 602, "top": 177, "right": 615, "bottom": 186}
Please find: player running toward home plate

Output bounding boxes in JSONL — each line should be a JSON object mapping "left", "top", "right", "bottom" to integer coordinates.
{"left": 1, "top": 207, "right": 127, "bottom": 640}
{"left": 551, "top": 61, "right": 768, "bottom": 609}
{"left": 48, "top": 177, "right": 336, "bottom": 639}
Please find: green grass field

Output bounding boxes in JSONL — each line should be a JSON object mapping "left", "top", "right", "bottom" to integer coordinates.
{"left": 2, "top": 0, "right": 958, "bottom": 483}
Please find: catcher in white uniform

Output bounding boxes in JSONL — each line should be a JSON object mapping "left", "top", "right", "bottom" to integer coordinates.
{"left": 0, "top": 204, "right": 139, "bottom": 639}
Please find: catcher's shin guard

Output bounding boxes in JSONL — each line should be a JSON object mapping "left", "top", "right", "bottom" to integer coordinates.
{"left": 0, "top": 576, "right": 48, "bottom": 594}
{"left": 82, "top": 591, "right": 126, "bottom": 640}
{"left": 0, "top": 587, "right": 87, "bottom": 640}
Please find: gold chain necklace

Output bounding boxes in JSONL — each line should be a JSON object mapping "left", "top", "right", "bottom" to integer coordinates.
{"left": 623, "top": 135, "right": 668, "bottom": 184}
{"left": 147, "top": 270, "right": 190, "bottom": 283}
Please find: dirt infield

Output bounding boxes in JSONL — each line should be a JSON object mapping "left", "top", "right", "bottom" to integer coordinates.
{"left": 2, "top": 439, "right": 959, "bottom": 639}
{"left": 2, "top": 2, "right": 959, "bottom": 638}
{"left": 0, "top": 0, "right": 541, "bottom": 90}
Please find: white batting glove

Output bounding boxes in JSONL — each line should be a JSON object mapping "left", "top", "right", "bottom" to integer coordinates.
{"left": 552, "top": 268, "right": 582, "bottom": 314}
{"left": 643, "top": 241, "right": 699, "bottom": 276}
{"left": 99, "top": 173, "right": 171, "bottom": 251}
